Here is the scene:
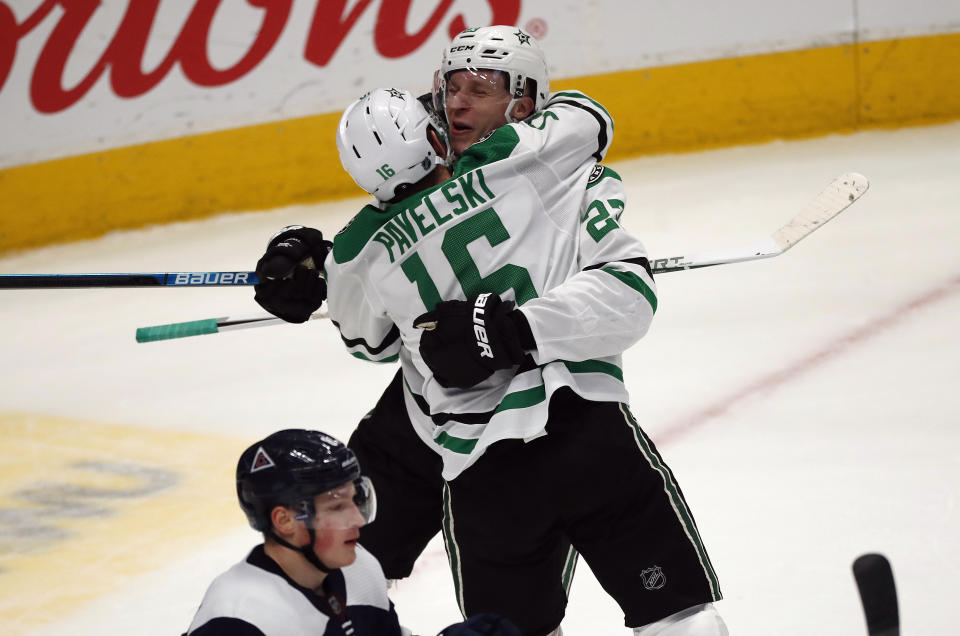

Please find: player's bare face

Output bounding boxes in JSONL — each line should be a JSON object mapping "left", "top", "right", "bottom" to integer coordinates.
{"left": 309, "top": 484, "right": 366, "bottom": 569}
{"left": 444, "top": 69, "right": 512, "bottom": 156}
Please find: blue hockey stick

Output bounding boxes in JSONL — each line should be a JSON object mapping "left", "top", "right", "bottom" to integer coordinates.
{"left": 0, "top": 271, "right": 259, "bottom": 289}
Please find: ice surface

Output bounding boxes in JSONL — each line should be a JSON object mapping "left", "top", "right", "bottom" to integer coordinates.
{"left": 2, "top": 122, "right": 958, "bottom": 635}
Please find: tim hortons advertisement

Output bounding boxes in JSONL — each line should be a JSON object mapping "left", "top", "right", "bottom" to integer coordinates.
{"left": 0, "top": 0, "right": 526, "bottom": 166}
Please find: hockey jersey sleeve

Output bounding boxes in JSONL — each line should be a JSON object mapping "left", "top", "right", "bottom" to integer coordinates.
{"left": 325, "top": 218, "right": 402, "bottom": 364}
{"left": 536, "top": 90, "right": 613, "bottom": 162}
{"left": 517, "top": 165, "right": 657, "bottom": 364}
{"left": 455, "top": 90, "right": 613, "bottom": 180}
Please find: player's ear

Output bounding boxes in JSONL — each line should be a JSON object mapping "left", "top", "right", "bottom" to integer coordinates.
{"left": 510, "top": 96, "right": 535, "bottom": 121}
{"left": 270, "top": 505, "right": 296, "bottom": 538}
{"left": 427, "top": 128, "right": 447, "bottom": 159}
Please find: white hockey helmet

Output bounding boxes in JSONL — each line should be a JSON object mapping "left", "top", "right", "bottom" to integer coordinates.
{"left": 336, "top": 88, "right": 446, "bottom": 202}
{"left": 436, "top": 25, "right": 549, "bottom": 120}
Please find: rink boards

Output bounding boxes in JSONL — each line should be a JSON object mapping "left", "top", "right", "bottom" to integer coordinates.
{"left": 2, "top": 29, "right": 959, "bottom": 254}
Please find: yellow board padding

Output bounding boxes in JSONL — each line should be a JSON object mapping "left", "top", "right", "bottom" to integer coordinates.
{"left": 0, "top": 109, "right": 361, "bottom": 255}
{"left": 0, "top": 412, "right": 251, "bottom": 631}
{"left": 858, "top": 33, "right": 960, "bottom": 126}
{"left": 554, "top": 43, "right": 859, "bottom": 160}
{"left": 0, "top": 31, "right": 958, "bottom": 256}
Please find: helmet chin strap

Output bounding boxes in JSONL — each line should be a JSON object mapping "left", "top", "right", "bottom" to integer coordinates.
{"left": 270, "top": 529, "right": 334, "bottom": 573}
{"left": 503, "top": 97, "right": 520, "bottom": 124}
{"left": 436, "top": 150, "right": 455, "bottom": 170}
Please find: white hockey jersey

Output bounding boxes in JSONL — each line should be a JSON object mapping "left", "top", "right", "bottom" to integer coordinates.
{"left": 184, "top": 544, "right": 401, "bottom": 635}
{"left": 325, "top": 91, "right": 657, "bottom": 479}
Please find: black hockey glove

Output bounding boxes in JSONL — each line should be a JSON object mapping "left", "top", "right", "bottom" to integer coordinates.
{"left": 437, "top": 613, "right": 522, "bottom": 636}
{"left": 254, "top": 225, "right": 331, "bottom": 323}
{"left": 414, "top": 293, "right": 532, "bottom": 389}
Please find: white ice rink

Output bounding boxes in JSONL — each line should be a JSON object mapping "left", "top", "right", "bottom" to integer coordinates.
{"left": 2, "top": 121, "right": 959, "bottom": 635}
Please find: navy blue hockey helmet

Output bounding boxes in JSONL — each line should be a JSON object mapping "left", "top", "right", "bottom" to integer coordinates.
{"left": 236, "top": 429, "right": 373, "bottom": 532}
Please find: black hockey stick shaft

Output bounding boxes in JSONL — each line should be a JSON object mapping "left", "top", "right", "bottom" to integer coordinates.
{"left": 853, "top": 553, "right": 900, "bottom": 636}
{"left": 0, "top": 271, "right": 258, "bottom": 289}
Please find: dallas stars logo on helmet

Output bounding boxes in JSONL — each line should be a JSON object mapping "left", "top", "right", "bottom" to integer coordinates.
{"left": 514, "top": 29, "right": 531, "bottom": 45}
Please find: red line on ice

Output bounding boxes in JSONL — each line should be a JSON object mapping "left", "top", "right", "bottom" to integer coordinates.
{"left": 656, "top": 273, "right": 960, "bottom": 445}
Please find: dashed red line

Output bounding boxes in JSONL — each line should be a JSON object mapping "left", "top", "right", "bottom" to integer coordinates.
{"left": 656, "top": 273, "right": 960, "bottom": 445}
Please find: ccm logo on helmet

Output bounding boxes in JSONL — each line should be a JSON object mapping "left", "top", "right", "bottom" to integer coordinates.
{"left": 472, "top": 293, "right": 494, "bottom": 359}
{"left": 450, "top": 44, "right": 475, "bottom": 52}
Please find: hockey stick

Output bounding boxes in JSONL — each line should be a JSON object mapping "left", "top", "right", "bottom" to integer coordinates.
{"left": 135, "top": 309, "right": 328, "bottom": 343}
{"left": 0, "top": 271, "right": 259, "bottom": 289}
{"left": 133, "top": 172, "right": 868, "bottom": 343}
{"left": 650, "top": 172, "right": 868, "bottom": 273}
{"left": 853, "top": 553, "right": 900, "bottom": 636}
{"left": 2, "top": 172, "right": 868, "bottom": 291}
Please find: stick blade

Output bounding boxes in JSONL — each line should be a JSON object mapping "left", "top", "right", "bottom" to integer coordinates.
{"left": 853, "top": 553, "right": 900, "bottom": 636}
{"left": 771, "top": 172, "right": 869, "bottom": 252}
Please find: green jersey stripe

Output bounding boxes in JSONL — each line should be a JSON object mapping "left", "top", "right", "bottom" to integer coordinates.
{"left": 601, "top": 267, "right": 658, "bottom": 314}
{"left": 349, "top": 351, "right": 399, "bottom": 363}
{"left": 494, "top": 384, "right": 547, "bottom": 413}
{"left": 422, "top": 357, "right": 626, "bottom": 455}
{"left": 563, "top": 359, "right": 624, "bottom": 381}
{"left": 434, "top": 431, "right": 479, "bottom": 454}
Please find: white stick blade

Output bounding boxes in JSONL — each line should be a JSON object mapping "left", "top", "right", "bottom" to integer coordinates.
{"left": 771, "top": 172, "right": 869, "bottom": 252}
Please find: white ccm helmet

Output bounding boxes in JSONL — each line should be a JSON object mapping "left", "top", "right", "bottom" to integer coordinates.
{"left": 336, "top": 88, "right": 446, "bottom": 202}
{"left": 436, "top": 25, "right": 549, "bottom": 122}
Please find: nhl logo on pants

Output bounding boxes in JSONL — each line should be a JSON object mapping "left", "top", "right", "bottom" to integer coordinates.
{"left": 640, "top": 566, "right": 666, "bottom": 590}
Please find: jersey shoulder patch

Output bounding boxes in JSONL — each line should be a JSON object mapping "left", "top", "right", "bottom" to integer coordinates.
{"left": 586, "top": 164, "right": 622, "bottom": 189}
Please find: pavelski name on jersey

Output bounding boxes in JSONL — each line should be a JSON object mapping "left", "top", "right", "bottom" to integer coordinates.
{"left": 372, "top": 169, "right": 496, "bottom": 263}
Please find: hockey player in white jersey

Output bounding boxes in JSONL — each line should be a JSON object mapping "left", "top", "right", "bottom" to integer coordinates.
{"left": 184, "top": 429, "right": 520, "bottom": 636}
{"left": 253, "top": 26, "right": 726, "bottom": 636}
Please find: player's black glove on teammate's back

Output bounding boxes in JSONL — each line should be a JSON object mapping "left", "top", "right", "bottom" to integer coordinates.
{"left": 254, "top": 225, "right": 331, "bottom": 323}
{"left": 414, "top": 292, "right": 534, "bottom": 389}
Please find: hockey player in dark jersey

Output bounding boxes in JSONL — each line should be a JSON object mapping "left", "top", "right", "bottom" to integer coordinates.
{"left": 252, "top": 26, "right": 727, "bottom": 636}
{"left": 184, "top": 429, "right": 519, "bottom": 636}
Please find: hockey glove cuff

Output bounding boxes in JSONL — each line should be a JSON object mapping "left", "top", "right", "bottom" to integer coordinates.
{"left": 254, "top": 226, "right": 332, "bottom": 323}
{"left": 414, "top": 293, "right": 533, "bottom": 389}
